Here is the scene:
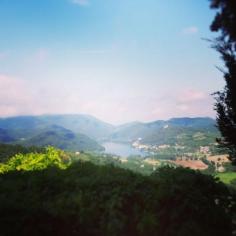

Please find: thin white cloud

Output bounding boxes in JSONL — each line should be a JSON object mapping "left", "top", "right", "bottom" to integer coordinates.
{"left": 0, "top": 52, "right": 8, "bottom": 60}
{"left": 35, "top": 48, "right": 49, "bottom": 62}
{"left": 176, "top": 104, "right": 189, "bottom": 111}
{"left": 71, "top": 0, "right": 90, "bottom": 6}
{"left": 182, "top": 26, "right": 199, "bottom": 35}
{"left": 78, "top": 49, "right": 108, "bottom": 54}
{"left": 0, "top": 73, "right": 215, "bottom": 124}
{"left": 148, "top": 88, "right": 215, "bottom": 122}
{"left": 177, "top": 89, "right": 207, "bottom": 103}
{"left": 0, "top": 75, "right": 34, "bottom": 116}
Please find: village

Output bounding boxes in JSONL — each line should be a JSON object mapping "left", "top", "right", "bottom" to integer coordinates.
{"left": 131, "top": 138, "right": 230, "bottom": 172}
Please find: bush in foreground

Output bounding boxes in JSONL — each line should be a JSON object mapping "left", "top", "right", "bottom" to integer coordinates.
{"left": 0, "top": 146, "right": 70, "bottom": 173}
{"left": 0, "top": 160, "right": 235, "bottom": 236}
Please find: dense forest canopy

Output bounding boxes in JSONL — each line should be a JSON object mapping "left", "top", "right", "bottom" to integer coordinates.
{"left": 0, "top": 151, "right": 235, "bottom": 235}
{"left": 0, "top": 145, "right": 235, "bottom": 235}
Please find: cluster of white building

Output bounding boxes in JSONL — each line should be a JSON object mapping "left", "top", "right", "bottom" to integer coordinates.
{"left": 132, "top": 138, "right": 181, "bottom": 151}
{"left": 132, "top": 138, "right": 212, "bottom": 156}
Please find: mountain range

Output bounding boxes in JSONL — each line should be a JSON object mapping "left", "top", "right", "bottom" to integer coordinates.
{"left": 0, "top": 115, "right": 218, "bottom": 151}
{"left": 110, "top": 117, "right": 218, "bottom": 145}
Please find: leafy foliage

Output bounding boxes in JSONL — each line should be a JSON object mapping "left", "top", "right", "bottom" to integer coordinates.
{"left": 0, "top": 149, "right": 235, "bottom": 235}
{"left": 210, "top": 0, "right": 236, "bottom": 47}
{"left": 151, "top": 167, "right": 235, "bottom": 235}
{"left": 210, "top": 0, "right": 236, "bottom": 164}
{"left": 0, "top": 146, "right": 70, "bottom": 173}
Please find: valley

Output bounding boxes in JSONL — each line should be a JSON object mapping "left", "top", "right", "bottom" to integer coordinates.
{"left": 0, "top": 114, "right": 231, "bottom": 174}
{"left": 0, "top": 115, "right": 235, "bottom": 236}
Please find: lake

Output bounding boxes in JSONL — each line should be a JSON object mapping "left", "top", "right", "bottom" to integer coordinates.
{"left": 102, "top": 142, "right": 148, "bottom": 157}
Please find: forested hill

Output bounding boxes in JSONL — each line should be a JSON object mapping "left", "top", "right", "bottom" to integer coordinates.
{"left": 0, "top": 114, "right": 114, "bottom": 140}
{"left": 0, "top": 116, "right": 105, "bottom": 151}
{"left": 21, "top": 125, "right": 104, "bottom": 152}
{"left": 109, "top": 117, "right": 218, "bottom": 144}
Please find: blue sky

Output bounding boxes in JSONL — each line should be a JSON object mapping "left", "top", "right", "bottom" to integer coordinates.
{"left": 0, "top": 0, "right": 224, "bottom": 124}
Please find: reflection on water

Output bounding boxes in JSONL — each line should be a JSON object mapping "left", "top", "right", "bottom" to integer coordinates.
{"left": 102, "top": 142, "right": 148, "bottom": 157}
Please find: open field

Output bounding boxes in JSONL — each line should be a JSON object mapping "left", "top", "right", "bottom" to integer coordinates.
{"left": 207, "top": 155, "right": 230, "bottom": 164}
{"left": 168, "top": 160, "right": 208, "bottom": 170}
{"left": 216, "top": 172, "right": 236, "bottom": 184}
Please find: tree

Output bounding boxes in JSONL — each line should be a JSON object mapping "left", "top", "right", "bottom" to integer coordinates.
{"left": 0, "top": 146, "right": 70, "bottom": 173}
{"left": 210, "top": 0, "right": 236, "bottom": 164}
{"left": 0, "top": 165, "right": 234, "bottom": 236}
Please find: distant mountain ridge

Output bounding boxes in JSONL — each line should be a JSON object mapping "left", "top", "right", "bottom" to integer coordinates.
{"left": 0, "top": 128, "right": 15, "bottom": 143}
{"left": 110, "top": 117, "right": 217, "bottom": 143}
{"left": 0, "top": 115, "right": 218, "bottom": 150}
{"left": 22, "top": 125, "right": 104, "bottom": 151}
{"left": 39, "top": 114, "right": 114, "bottom": 140}
{"left": 0, "top": 115, "right": 108, "bottom": 151}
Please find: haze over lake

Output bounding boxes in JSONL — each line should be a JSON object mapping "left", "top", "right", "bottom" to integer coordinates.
{"left": 102, "top": 142, "right": 148, "bottom": 157}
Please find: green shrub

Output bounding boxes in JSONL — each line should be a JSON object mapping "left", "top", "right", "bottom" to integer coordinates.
{"left": 0, "top": 164, "right": 234, "bottom": 236}
{"left": 0, "top": 146, "right": 70, "bottom": 173}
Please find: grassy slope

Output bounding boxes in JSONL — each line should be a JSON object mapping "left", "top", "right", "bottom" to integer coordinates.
{"left": 217, "top": 172, "right": 236, "bottom": 184}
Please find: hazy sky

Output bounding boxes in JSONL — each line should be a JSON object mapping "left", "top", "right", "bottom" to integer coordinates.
{"left": 0, "top": 0, "right": 224, "bottom": 124}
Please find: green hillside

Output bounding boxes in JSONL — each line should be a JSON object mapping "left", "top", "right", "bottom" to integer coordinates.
{"left": 217, "top": 172, "right": 236, "bottom": 185}
{"left": 0, "top": 116, "right": 49, "bottom": 139}
{"left": 143, "top": 126, "right": 218, "bottom": 146}
{"left": 109, "top": 118, "right": 219, "bottom": 151}
{"left": 0, "top": 115, "right": 114, "bottom": 141}
{"left": 0, "top": 143, "right": 44, "bottom": 163}
{"left": 0, "top": 128, "right": 15, "bottom": 143}
{"left": 39, "top": 114, "right": 114, "bottom": 140}
{"left": 21, "top": 125, "right": 104, "bottom": 151}
{"left": 110, "top": 122, "right": 151, "bottom": 142}
{"left": 0, "top": 116, "right": 105, "bottom": 151}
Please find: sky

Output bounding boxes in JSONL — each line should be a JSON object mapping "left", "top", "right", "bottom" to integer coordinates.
{"left": 0, "top": 0, "right": 224, "bottom": 124}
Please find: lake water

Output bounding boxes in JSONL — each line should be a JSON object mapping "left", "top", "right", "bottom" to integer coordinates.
{"left": 102, "top": 142, "right": 148, "bottom": 157}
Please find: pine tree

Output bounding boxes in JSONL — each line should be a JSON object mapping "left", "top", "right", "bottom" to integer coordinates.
{"left": 210, "top": 0, "right": 236, "bottom": 164}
